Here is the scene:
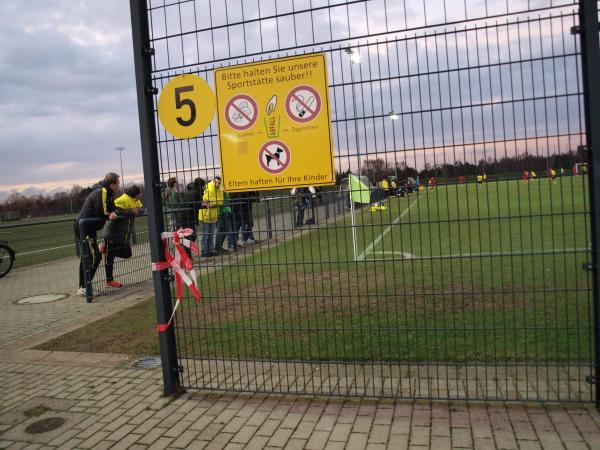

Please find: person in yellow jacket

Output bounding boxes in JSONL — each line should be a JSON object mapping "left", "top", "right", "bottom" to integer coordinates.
{"left": 198, "top": 177, "right": 224, "bottom": 257}
{"left": 477, "top": 174, "right": 483, "bottom": 185}
{"left": 101, "top": 185, "right": 143, "bottom": 288}
{"left": 381, "top": 178, "right": 389, "bottom": 194}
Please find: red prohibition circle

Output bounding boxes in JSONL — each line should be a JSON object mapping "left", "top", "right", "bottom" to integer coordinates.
{"left": 225, "top": 94, "right": 258, "bottom": 131}
{"left": 285, "top": 85, "right": 322, "bottom": 124}
{"left": 258, "top": 140, "right": 291, "bottom": 174}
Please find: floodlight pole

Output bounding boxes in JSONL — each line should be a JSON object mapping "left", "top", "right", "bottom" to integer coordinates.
{"left": 116, "top": 146, "right": 125, "bottom": 189}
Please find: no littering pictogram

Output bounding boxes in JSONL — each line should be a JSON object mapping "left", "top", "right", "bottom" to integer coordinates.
{"left": 225, "top": 94, "right": 258, "bottom": 131}
{"left": 285, "top": 85, "right": 322, "bottom": 123}
{"left": 259, "top": 140, "right": 291, "bottom": 174}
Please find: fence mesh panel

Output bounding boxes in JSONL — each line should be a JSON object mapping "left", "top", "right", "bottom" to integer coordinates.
{"left": 141, "top": 0, "right": 595, "bottom": 402}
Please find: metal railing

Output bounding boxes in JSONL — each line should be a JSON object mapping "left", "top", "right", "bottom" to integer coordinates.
{"left": 0, "top": 217, "right": 79, "bottom": 270}
{"left": 78, "top": 216, "right": 152, "bottom": 302}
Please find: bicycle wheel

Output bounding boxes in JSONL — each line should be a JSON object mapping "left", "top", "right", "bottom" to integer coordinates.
{"left": 0, "top": 244, "right": 15, "bottom": 278}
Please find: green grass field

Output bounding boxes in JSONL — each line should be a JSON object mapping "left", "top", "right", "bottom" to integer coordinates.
{"left": 0, "top": 215, "right": 150, "bottom": 270}
{"left": 40, "top": 176, "right": 594, "bottom": 364}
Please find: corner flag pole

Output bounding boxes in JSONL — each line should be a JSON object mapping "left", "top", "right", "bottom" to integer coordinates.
{"left": 350, "top": 188, "right": 358, "bottom": 262}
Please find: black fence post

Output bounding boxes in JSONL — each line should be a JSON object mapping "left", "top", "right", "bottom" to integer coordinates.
{"left": 78, "top": 220, "right": 93, "bottom": 303}
{"left": 130, "top": 0, "right": 183, "bottom": 396}
{"left": 578, "top": 0, "right": 600, "bottom": 408}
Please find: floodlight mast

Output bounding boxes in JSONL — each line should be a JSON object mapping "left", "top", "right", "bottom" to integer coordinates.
{"left": 116, "top": 146, "right": 125, "bottom": 189}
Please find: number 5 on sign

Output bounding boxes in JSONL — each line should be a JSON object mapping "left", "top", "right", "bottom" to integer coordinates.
{"left": 157, "top": 74, "right": 216, "bottom": 139}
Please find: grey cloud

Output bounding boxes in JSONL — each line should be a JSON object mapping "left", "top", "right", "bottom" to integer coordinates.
{"left": 0, "top": 0, "right": 141, "bottom": 190}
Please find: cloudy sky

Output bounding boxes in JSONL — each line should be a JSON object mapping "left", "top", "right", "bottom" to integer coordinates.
{"left": 0, "top": 0, "right": 580, "bottom": 201}
{"left": 0, "top": 1, "right": 142, "bottom": 200}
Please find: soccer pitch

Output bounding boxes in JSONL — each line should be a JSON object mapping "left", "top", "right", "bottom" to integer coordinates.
{"left": 181, "top": 176, "right": 593, "bottom": 363}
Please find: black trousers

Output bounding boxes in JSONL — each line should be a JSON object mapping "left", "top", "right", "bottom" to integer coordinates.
{"left": 75, "top": 222, "right": 102, "bottom": 289}
{"left": 105, "top": 240, "right": 132, "bottom": 282}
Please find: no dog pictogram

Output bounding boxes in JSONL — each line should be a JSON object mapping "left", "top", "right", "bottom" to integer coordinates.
{"left": 225, "top": 94, "right": 258, "bottom": 130}
{"left": 285, "top": 85, "right": 322, "bottom": 123}
{"left": 259, "top": 141, "right": 291, "bottom": 174}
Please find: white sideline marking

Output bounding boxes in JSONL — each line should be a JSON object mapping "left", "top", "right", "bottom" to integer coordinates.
{"left": 373, "top": 251, "right": 415, "bottom": 258}
{"left": 370, "top": 248, "right": 591, "bottom": 259}
{"left": 16, "top": 243, "right": 75, "bottom": 256}
{"left": 357, "top": 196, "right": 421, "bottom": 261}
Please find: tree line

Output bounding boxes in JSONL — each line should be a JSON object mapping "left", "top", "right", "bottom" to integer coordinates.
{"left": 336, "top": 150, "right": 584, "bottom": 184}
{"left": 0, "top": 149, "right": 585, "bottom": 219}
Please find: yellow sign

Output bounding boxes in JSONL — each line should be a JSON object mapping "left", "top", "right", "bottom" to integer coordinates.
{"left": 215, "top": 54, "right": 335, "bottom": 192}
{"left": 158, "top": 74, "right": 216, "bottom": 139}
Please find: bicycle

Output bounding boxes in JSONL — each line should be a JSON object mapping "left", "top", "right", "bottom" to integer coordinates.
{"left": 0, "top": 240, "right": 15, "bottom": 278}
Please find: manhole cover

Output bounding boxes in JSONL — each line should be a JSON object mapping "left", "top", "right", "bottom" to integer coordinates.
{"left": 15, "top": 293, "right": 69, "bottom": 305}
{"left": 131, "top": 356, "right": 162, "bottom": 369}
{"left": 25, "top": 417, "right": 65, "bottom": 434}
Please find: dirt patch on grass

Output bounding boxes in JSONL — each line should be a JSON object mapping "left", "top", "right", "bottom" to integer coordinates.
{"left": 36, "top": 270, "right": 533, "bottom": 355}
{"left": 195, "top": 270, "right": 529, "bottom": 326}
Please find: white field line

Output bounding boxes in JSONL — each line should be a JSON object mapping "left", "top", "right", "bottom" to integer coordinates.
{"left": 14, "top": 230, "right": 149, "bottom": 257}
{"left": 357, "top": 195, "right": 421, "bottom": 261}
{"left": 16, "top": 243, "right": 75, "bottom": 256}
{"left": 370, "top": 247, "right": 591, "bottom": 259}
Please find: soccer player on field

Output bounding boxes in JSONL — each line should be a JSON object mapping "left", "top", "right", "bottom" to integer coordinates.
{"left": 550, "top": 168, "right": 557, "bottom": 184}
{"left": 428, "top": 176, "right": 437, "bottom": 191}
{"left": 477, "top": 174, "right": 483, "bottom": 185}
{"left": 523, "top": 170, "right": 530, "bottom": 184}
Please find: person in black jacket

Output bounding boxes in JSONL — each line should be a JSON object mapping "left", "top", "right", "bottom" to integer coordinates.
{"left": 231, "top": 190, "right": 259, "bottom": 246}
{"left": 74, "top": 172, "right": 120, "bottom": 296}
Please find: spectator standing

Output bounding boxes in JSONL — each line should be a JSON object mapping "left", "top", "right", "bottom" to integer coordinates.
{"left": 291, "top": 187, "right": 316, "bottom": 228}
{"left": 163, "top": 177, "right": 182, "bottom": 230}
{"left": 74, "top": 172, "right": 119, "bottom": 296}
{"left": 198, "top": 177, "right": 224, "bottom": 257}
{"left": 232, "top": 191, "right": 259, "bottom": 246}
{"left": 215, "top": 190, "right": 237, "bottom": 252}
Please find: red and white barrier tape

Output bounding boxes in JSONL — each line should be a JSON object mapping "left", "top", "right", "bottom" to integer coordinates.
{"left": 151, "top": 227, "right": 200, "bottom": 332}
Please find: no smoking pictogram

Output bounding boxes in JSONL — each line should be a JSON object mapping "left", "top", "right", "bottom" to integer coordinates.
{"left": 225, "top": 94, "right": 258, "bottom": 130}
{"left": 285, "top": 85, "right": 322, "bottom": 123}
{"left": 259, "top": 140, "right": 291, "bottom": 174}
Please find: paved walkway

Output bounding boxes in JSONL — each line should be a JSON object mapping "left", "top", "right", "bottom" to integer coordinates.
{"left": 1, "top": 357, "right": 600, "bottom": 449}
{"left": 1, "top": 221, "right": 600, "bottom": 448}
{"left": 0, "top": 257, "right": 152, "bottom": 350}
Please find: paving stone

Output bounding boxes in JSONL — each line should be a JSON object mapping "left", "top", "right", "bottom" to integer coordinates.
{"left": 347, "top": 432, "right": 369, "bottom": 449}
{"left": 169, "top": 430, "right": 201, "bottom": 448}
{"left": 473, "top": 437, "right": 495, "bottom": 450}
{"left": 205, "top": 432, "right": 234, "bottom": 450}
{"left": 353, "top": 415, "right": 374, "bottom": 433}
{"left": 267, "top": 427, "right": 294, "bottom": 447}
{"left": 430, "top": 435, "right": 451, "bottom": 450}
{"left": 517, "top": 441, "right": 542, "bottom": 450}
{"left": 329, "top": 423, "right": 353, "bottom": 442}
{"left": 368, "top": 424, "right": 390, "bottom": 444}
{"left": 292, "top": 420, "right": 318, "bottom": 439}
{"left": 387, "top": 433, "right": 409, "bottom": 450}
{"left": 451, "top": 427, "right": 473, "bottom": 448}
{"left": 306, "top": 430, "right": 330, "bottom": 450}
{"left": 315, "top": 414, "right": 338, "bottom": 432}
{"left": 245, "top": 435, "right": 270, "bottom": 450}
{"left": 409, "top": 426, "right": 430, "bottom": 446}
